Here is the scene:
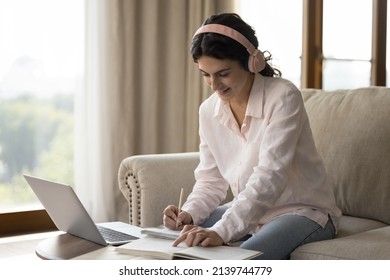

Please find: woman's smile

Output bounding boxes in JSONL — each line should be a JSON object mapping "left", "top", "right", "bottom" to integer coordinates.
{"left": 197, "top": 56, "right": 254, "bottom": 104}
{"left": 217, "top": 88, "right": 230, "bottom": 97}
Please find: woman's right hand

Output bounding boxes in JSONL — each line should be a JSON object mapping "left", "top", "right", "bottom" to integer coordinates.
{"left": 163, "top": 205, "right": 193, "bottom": 230}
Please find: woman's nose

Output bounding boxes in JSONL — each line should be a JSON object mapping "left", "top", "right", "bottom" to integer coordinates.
{"left": 209, "top": 76, "right": 220, "bottom": 91}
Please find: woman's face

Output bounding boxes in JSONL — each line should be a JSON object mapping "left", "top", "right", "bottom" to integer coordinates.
{"left": 197, "top": 56, "right": 254, "bottom": 103}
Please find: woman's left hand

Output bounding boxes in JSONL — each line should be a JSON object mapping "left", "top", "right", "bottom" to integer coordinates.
{"left": 172, "top": 225, "right": 224, "bottom": 247}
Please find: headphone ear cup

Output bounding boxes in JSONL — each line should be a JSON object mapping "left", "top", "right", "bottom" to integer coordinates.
{"left": 248, "top": 49, "right": 266, "bottom": 73}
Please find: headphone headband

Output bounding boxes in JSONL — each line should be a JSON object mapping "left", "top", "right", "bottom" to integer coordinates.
{"left": 193, "top": 24, "right": 265, "bottom": 73}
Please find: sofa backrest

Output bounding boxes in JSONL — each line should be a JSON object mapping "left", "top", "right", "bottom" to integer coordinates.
{"left": 301, "top": 87, "right": 390, "bottom": 224}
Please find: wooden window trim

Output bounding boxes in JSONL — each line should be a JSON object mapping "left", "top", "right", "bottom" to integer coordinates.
{"left": 0, "top": 209, "right": 56, "bottom": 237}
{"left": 371, "top": 0, "right": 387, "bottom": 86}
{"left": 301, "top": 0, "right": 323, "bottom": 89}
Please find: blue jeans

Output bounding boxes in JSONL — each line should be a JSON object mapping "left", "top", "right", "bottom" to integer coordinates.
{"left": 200, "top": 204, "right": 336, "bottom": 260}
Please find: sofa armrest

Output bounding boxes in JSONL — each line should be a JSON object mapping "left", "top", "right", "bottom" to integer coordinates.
{"left": 118, "top": 152, "right": 200, "bottom": 227}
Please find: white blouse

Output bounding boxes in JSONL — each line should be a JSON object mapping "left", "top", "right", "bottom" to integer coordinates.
{"left": 181, "top": 74, "right": 341, "bottom": 243}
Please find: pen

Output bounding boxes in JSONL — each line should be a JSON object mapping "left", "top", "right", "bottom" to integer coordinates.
{"left": 176, "top": 188, "right": 184, "bottom": 227}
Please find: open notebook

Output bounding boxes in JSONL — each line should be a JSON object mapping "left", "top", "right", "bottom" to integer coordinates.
{"left": 140, "top": 227, "right": 181, "bottom": 240}
{"left": 115, "top": 236, "right": 262, "bottom": 260}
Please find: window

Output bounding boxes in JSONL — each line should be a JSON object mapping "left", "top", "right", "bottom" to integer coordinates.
{"left": 323, "top": 0, "right": 372, "bottom": 90}
{"left": 237, "top": 0, "right": 387, "bottom": 89}
{"left": 235, "top": 0, "right": 303, "bottom": 88}
{"left": 0, "top": 0, "right": 84, "bottom": 218}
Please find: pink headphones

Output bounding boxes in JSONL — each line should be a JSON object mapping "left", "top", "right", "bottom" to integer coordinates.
{"left": 193, "top": 23, "right": 266, "bottom": 73}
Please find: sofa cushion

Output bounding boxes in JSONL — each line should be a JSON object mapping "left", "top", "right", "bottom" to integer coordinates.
{"left": 301, "top": 87, "right": 390, "bottom": 224}
{"left": 336, "top": 215, "right": 387, "bottom": 238}
{"left": 291, "top": 226, "right": 390, "bottom": 260}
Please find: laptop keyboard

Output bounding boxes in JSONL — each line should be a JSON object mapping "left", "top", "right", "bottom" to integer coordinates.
{"left": 96, "top": 225, "right": 138, "bottom": 243}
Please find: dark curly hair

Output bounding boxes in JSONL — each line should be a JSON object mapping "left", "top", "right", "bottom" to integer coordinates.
{"left": 191, "top": 13, "right": 281, "bottom": 77}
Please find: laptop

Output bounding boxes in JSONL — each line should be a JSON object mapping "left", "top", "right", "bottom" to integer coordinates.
{"left": 24, "top": 175, "right": 138, "bottom": 246}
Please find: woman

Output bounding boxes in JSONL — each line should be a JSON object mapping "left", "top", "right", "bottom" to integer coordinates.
{"left": 163, "top": 13, "right": 341, "bottom": 259}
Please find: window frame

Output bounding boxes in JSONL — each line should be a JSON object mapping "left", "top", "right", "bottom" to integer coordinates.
{"left": 0, "top": 210, "right": 56, "bottom": 237}
{"left": 301, "top": 0, "right": 323, "bottom": 88}
{"left": 301, "top": 0, "right": 387, "bottom": 88}
{"left": 371, "top": 0, "right": 387, "bottom": 86}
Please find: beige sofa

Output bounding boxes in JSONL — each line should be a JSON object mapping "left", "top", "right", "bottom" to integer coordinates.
{"left": 118, "top": 87, "right": 390, "bottom": 259}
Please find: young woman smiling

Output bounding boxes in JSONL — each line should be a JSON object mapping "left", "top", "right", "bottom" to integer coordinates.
{"left": 163, "top": 13, "right": 341, "bottom": 260}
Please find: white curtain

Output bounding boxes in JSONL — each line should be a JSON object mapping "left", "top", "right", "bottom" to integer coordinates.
{"left": 76, "top": 0, "right": 234, "bottom": 222}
